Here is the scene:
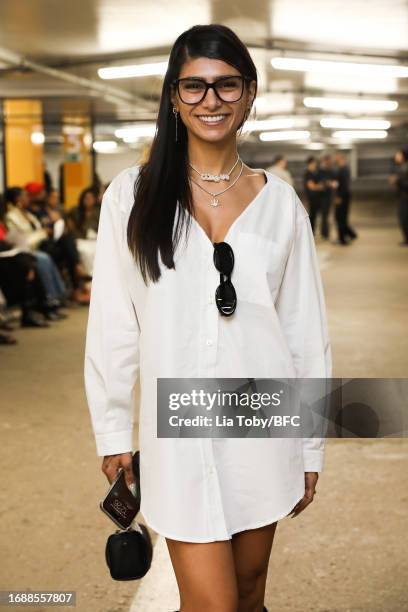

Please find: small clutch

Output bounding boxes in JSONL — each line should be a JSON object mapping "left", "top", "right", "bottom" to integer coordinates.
{"left": 100, "top": 451, "right": 153, "bottom": 581}
{"left": 105, "top": 523, "right": 153, "bottom": 581}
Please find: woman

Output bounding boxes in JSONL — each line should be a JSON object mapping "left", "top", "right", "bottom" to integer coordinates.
{"left": 65, "top": 187, "right": 101, "bottom": 275}
{"left": 5, "top": 187, "right": 67, "bottom": 320}
{"left": 84, "top": 25, "right": 332, "bottom": 612}
{"left": 0, "top": 194, "right": 51, "bottom": 328}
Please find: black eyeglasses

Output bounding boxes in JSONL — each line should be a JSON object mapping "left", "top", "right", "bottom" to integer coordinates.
{"left": 173, "top": 75, "right": 251, "bottom": 105}
{"left": 213, "top": 242, "right": 237, "bottom": 317}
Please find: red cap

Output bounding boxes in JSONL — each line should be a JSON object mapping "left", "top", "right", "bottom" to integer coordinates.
{"left": 25, "top": 181, "right": 45, "bottom": 195}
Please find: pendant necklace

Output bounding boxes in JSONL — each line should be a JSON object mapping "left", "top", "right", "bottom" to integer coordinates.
{"left": 190, "top": 159, "right": 244, "bottom": 207}
{"left": 189, "top": 155, "right": 240, "bottom": 183}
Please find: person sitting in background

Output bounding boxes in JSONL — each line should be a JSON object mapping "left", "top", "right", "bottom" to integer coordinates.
{"left": 38, "top": 189, "right": 91, "bottom": 305}
{"left": 303, "top": 156, "right": 325, "bottom": 237}
{"left": 0, "top": 194, "right": 57, "bottom": 328}
{"left": 267, "top": 154, "right": 294, "bottom": 186}
{"left": 65, "top": 187, "right": 101, "bottom": 276}
{"left": 25, "top": 181, "right": 49, "bottom": 225}
{"left": 5, "top": 187, "right": 68, "bottom": 318}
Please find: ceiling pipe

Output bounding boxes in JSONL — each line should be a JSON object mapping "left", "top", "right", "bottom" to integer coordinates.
{"left": 0, "top": 46, "right": 149, "bottom": 108}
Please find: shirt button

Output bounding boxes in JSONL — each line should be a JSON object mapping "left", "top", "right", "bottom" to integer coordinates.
{"left": 206, "top": 339, "right": 213, "bottom": 346}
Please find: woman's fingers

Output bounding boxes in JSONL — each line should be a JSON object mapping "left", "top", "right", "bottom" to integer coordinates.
{"left": 101, "top": 452, "right": 136, "bottom": 487}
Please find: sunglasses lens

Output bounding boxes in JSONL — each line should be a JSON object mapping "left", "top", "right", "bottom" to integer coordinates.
{"left": 215, "top": 280, "right": 237, "bottom": 316}
{"left": 213, "top": 242, "right": 234, "bottom": 275}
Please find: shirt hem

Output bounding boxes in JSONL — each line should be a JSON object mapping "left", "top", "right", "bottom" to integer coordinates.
{"left": 140, "top": 486, "right": 305, "bottom": 544}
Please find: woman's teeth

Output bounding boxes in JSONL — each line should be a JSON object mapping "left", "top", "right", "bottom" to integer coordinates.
{"left": 197, "top": 115, "right": 227, "bottom": 124}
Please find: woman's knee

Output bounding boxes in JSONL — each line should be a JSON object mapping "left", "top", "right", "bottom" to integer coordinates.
{"left": 236, "top": 564, "right": 266, "bottom": 601}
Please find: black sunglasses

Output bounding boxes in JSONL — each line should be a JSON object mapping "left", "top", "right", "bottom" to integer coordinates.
{"left": 172, "top": 75, "right": 252, "bottom": 105}
{"left": 213, "top": 242, "right": 237, "bottom": 317}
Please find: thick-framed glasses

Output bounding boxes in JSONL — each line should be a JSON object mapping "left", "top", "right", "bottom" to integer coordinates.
{"left": 173, "top": 75, "right": 251, "bottom": 105}
{"left": 213, "top": 242, "right": 237, "bottom": 317}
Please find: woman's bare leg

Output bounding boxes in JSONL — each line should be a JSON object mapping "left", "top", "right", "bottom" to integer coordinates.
{"left": 231, "top": 522, "right": 278, "bottom": 612}
{"left": 165, "top": 537, "right": 239, "bottom": 612}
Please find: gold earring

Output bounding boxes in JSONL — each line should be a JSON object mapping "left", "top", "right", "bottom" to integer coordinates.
{"left": 173, "top": 106, "right": 178, "bottom": 142}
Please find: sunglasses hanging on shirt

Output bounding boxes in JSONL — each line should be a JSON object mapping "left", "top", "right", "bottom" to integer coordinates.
{"left": 213, "top": 242, "right": 237, "bottom": 317}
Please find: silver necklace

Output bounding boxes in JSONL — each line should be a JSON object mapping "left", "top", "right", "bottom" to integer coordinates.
{"left": 190, "top": 159, "right": 244, "bottom": 207}
{"left": 189, "top": 155, "right": 240, "bottom": 183}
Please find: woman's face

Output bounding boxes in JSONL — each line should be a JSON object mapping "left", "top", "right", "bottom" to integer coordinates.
{"left": 171, "top": 57, "right": 256, "bottom": 144}
{"left": 83, "top": 192, "right": 96, "bottom": 209}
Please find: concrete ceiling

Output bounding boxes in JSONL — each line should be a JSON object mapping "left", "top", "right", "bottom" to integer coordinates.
{"left": 0, "top": 0, "right": 407, "bottom": 146}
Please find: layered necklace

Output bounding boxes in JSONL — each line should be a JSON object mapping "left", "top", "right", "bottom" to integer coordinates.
{"left": 189, "top": 156, "right": 244, "bottom": 207}
{"left": 189, "top": 155, "right": 240, "bottom": 182}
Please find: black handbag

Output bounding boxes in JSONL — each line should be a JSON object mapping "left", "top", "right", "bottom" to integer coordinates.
{"left": 105, "top": 523, "right": 153, "bottom": 580}
{"left": 102, "top": 451, "right": 153, "bottom": 580}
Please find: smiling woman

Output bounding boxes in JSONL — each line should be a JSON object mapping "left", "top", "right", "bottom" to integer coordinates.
{"left": 84, "top": 23, "right": 332, "bottom": 612}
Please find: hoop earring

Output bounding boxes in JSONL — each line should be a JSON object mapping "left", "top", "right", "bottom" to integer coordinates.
{"left": 173, "top": 106, "right": 178, "bottom": 142}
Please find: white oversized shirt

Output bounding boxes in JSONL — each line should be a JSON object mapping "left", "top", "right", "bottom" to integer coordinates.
{"left": 84, "top": 165, "right": 332, "bottom": 543}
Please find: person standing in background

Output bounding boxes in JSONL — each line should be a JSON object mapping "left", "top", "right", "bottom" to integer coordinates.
{"left": 334, "top": 151, "right": 357, "bottom": 245}
{"left": 318, "top": 154, "right": 338, "bottom": 241}
{"left": 303, "top": 156, "right": 324, "bottom": 236}
{"left": 389, "top": 147, "right": 408, "bottom": 246}
{"left": 267, "top": 154, "right": 294, "bottom": 186}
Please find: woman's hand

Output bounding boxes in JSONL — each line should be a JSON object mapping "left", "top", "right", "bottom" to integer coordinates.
{"left": 102, "top": 452, "right": 136, "bottom": 488}
{"left": 288, "top": 472, "right": 319, "bottom": 518}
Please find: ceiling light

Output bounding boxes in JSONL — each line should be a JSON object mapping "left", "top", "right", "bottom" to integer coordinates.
{"left": 304, "top": 97, "right": 398, "bottom": 112}
{"left": 115, "top": 124, "right": 156, "bottom": 140}
{"left": 259, "top": 130, "right": 311, "bottom": 142}
{"left": 31, "top": 132, "right": 45, "bottom": 145}
{"left": 246, "top": 118, "right": 294, "bottom": 132}
{"left": 93, "top": 141, "right": 118, "bottom": 153}
{"left": 98, "top": 61, "right": 168, "bottom": 80}
{"left": 321, "top": 118, "right": 391, "bottom": 129}
{"left": 271, "top": 57, "right": 408, "bottom": 78}
{"left": 332, "top": 130, "right": 388, "bottom": 140}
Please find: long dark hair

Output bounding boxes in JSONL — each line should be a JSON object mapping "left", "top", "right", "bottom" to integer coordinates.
{"left": 78, "top": 187, "right": 97, "bottom": 229}
{"left": 127, "top": 24, "right": 258, "bottom": 284}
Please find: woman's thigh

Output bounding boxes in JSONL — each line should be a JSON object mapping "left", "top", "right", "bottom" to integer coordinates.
{"left": 165, "top": 537, "right": 239, "bottom": 612}
{"left": 231, "top": 522, "right": 278, "bottom": 609}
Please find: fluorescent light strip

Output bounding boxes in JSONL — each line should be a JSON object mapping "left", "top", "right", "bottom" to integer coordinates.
{"left": 98, "top": 61, "right": 168, "bottom": 80}
{"left": 321, "top": 118, "right": 391, "bottom": 129}
{"left": 115, "top": 124, "right": 156, "bottom": 140}
{"left": 93, "top": 141, "right": 118, "bottom": 152}
{"left": 259, "top": 130, "right": 310, "bottom": 142}
{"left": 332, "top": 130, "right": 388, "bottom": 140}
{"left": 304, "top": 97, "right": 398, "bottom": 112}
{"left": 245, "top": 118, "right": 294, "bottom": 131}
{"left": 271, "top": 57, "right": 408, "bottom": 78}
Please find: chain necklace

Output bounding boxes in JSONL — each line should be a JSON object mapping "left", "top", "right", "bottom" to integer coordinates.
{"left": 189, "top": 155, "right": 240, "bottom": 183}
{"left": 190, "top": 159, "right": 244, "bottom": 207}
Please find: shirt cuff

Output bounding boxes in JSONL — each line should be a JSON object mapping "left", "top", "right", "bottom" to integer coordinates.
{"left": 94, "top": 429, "right": 133, "bottom": 457}
{"left": 303, "top": 449, "right": 325, "bottom": 472}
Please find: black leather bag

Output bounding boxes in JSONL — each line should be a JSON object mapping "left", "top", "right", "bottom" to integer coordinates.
{"left": 105, "top": 523, "right": 153, "bottom": 580}
{"left": 102, "top": 451, "right": 153, "bottom": 580}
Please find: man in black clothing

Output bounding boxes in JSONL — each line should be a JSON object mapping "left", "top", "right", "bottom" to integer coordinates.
{"left": 318, "top": 154, "right": 337, "bottom": 240}
{"left": 334, "top": 151, "right": 358, "bottom": 245}
{"left": 389, "top": 147, "right": 408, "bottom": 246}
{"left": 303, "top": 156, "right": 324, "bottom": 236}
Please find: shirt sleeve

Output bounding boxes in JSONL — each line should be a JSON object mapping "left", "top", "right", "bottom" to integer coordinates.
{"left": 275, "top": 189, "right": 332, "bottom": 472}
{"left": 83, "top": 189, "right": 141, "bottom": 457}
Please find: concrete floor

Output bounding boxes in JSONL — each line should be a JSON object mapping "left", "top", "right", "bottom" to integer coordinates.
{"left": 0, "top": 198, "right": 407, "bottom": 612}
